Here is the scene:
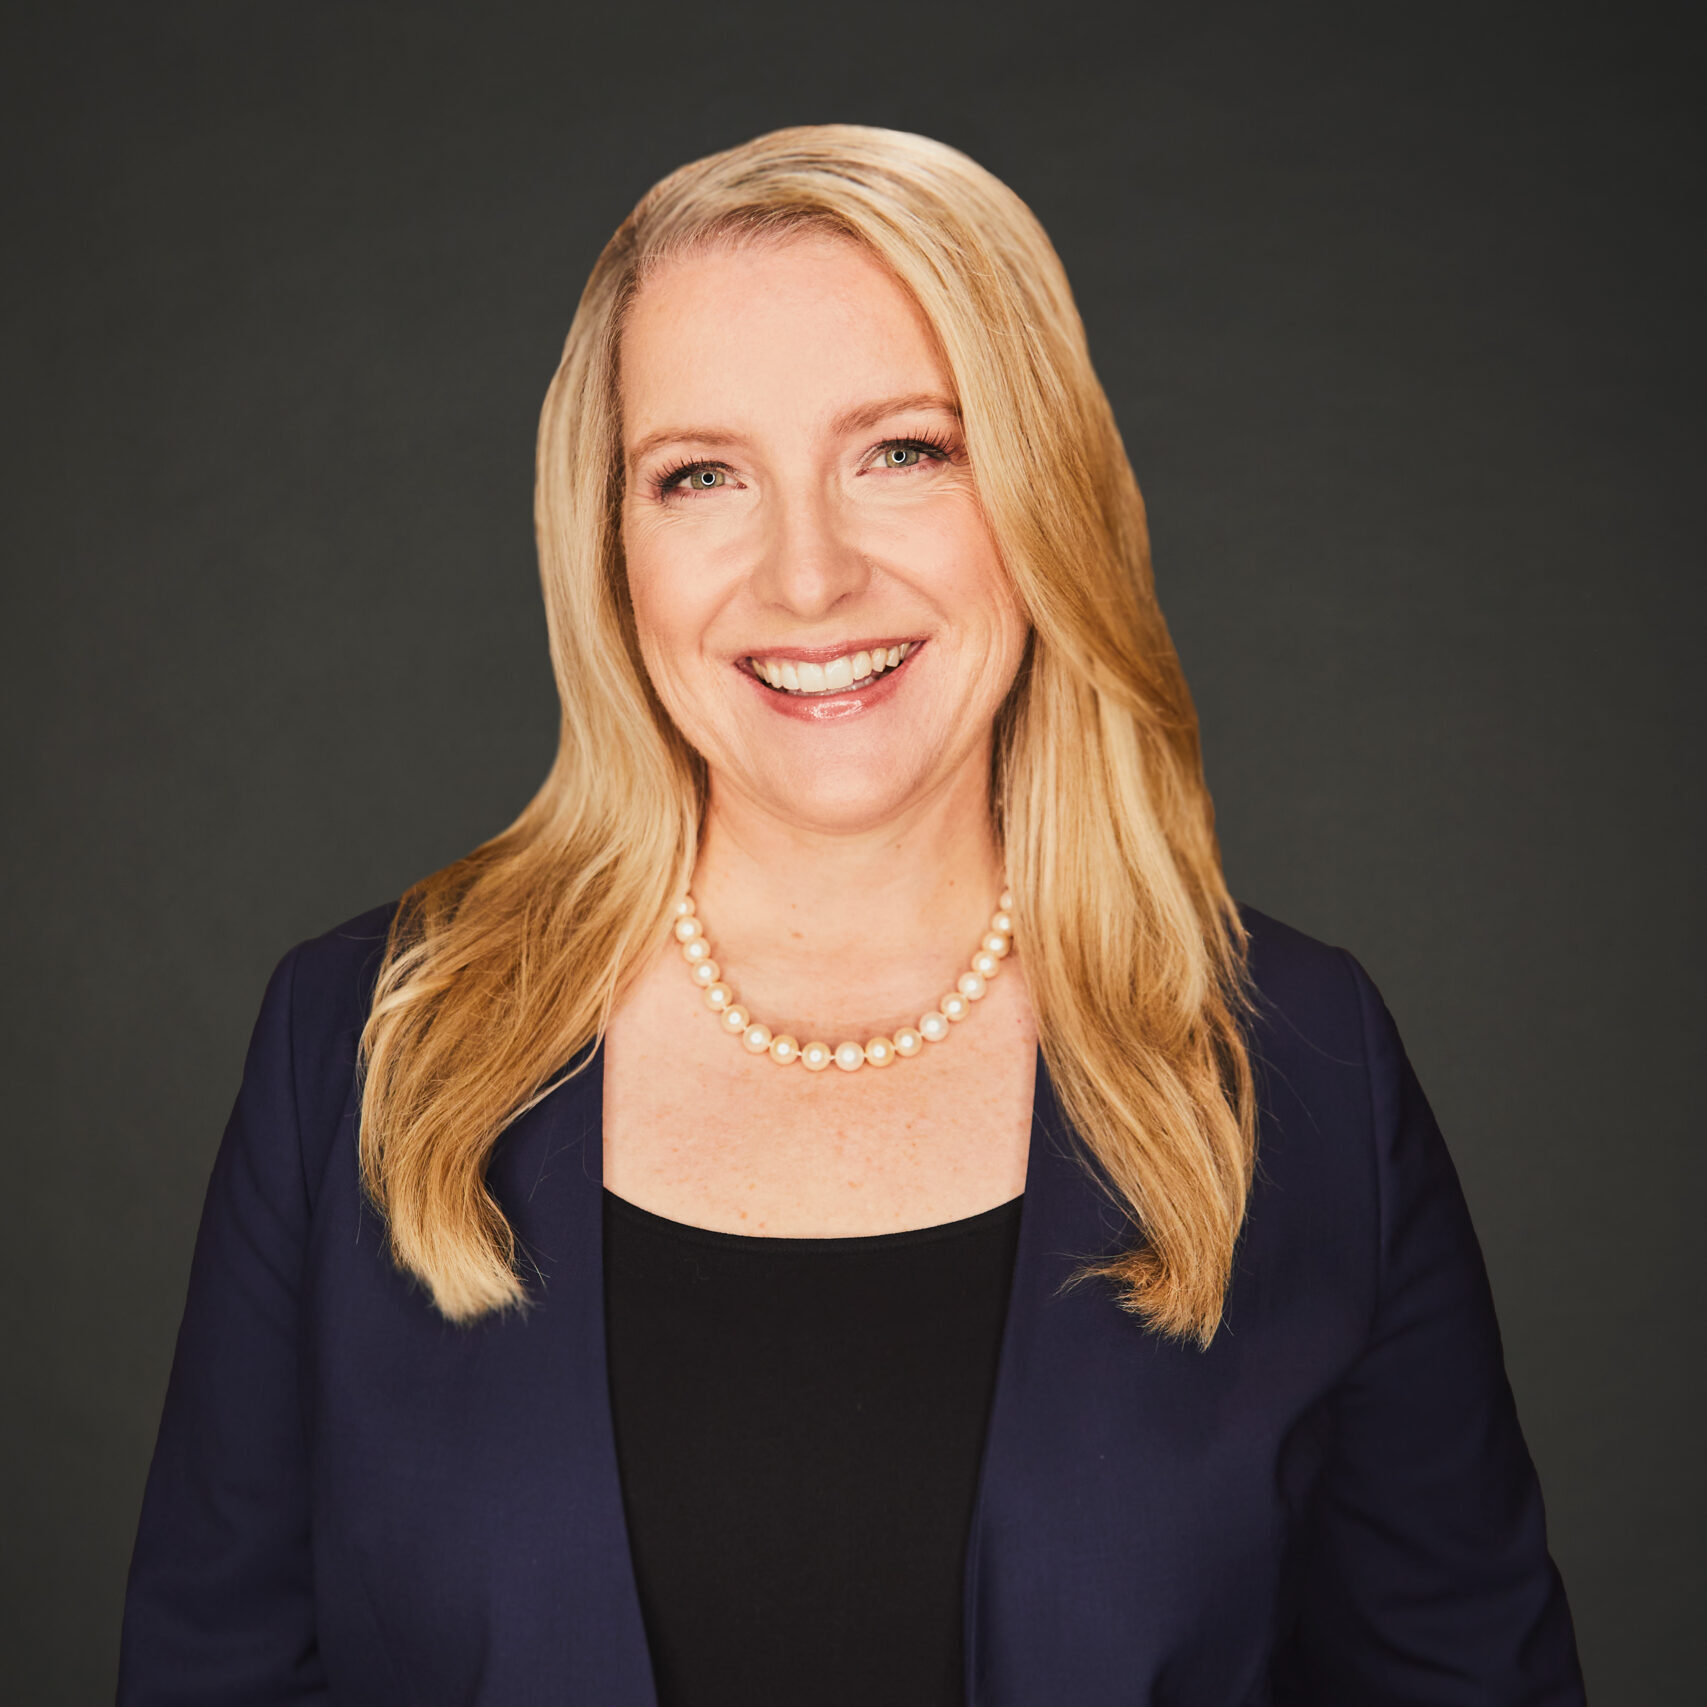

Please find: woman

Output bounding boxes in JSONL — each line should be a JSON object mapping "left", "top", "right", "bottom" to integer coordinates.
{"left": 120, "top": 126, "right": 1584, "bottom": 1704}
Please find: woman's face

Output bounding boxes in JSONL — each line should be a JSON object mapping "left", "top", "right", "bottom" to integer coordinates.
{"left": 619, "top": 232, "right": 1029, "bottom": 838}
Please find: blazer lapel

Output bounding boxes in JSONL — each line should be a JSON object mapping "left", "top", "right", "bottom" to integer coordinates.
{"left": 502, "top": 1046, "right": 1134, "bottom": 1707}
{"left": 964, "top": 1052, "right": 1179, "bottom": 1707}
{"left": 492, "top": 1046, "right": 1125, "bottom": 1707}
{"left": 476, "top": 1042, "right": 659, "bottom": 1706}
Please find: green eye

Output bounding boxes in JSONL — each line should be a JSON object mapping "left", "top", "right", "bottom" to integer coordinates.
{"left": 684, "top": 466, "right": 726, "bottom": 489}
{"left": 882, "top": 444, "right": 923, "bottom": 467}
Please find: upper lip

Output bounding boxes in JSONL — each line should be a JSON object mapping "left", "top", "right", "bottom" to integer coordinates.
{"left": 737, "top": 637, "right": 924, "bottom": 665}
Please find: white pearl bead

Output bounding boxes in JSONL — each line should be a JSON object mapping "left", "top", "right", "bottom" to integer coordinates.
{"left": 999, "top": 890, "right": 1013, "bottom": 912}
{"left": 684, "top": 894, "right": 1008, "bottom": 1063}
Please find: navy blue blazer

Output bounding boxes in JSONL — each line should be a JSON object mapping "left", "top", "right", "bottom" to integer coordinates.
{"left": 119, "top": 903, "right": 1583, "bottom": 1704}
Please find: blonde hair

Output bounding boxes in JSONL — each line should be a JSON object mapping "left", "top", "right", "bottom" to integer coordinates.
{"left": 358, "top": 125, "right": 1255, "bottom": 1345}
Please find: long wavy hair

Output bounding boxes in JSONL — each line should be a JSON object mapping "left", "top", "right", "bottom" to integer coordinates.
{"left": 358, "top": 125, "right": 1255, "bottom": 1346}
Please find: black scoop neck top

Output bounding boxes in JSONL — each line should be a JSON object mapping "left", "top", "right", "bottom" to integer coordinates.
{"left": 602, "top": 1189, "right": 1024, "bottom": 1707}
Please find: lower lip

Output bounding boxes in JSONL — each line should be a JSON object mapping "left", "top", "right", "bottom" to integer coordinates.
{"left": 740, "top": 646, "right": 922, "bottom": 722}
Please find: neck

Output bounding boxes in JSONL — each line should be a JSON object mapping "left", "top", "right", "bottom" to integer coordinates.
{"left": 690, "top": 752, "right": 1004, "bottom": 972}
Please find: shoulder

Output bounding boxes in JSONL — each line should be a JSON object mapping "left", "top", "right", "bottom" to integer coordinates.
{"left": 1237, "top": 902, "right": 1416, "bottom": 1115}
{"left": 1233, "top": 903, "right": 1405, "bottom": 1209}
{"left": 265, "top": 900, "right": 400, "bottom": 1180}
{"left": 284, "top": 900, "right": 400, "bottom": 1030}
{"left": 1237, "top": 902, "right": 1370, "bottom": 1063}
{"left": 1227, "top": 907, "right": 1402, "bottom": 1346}
{"left": 1233, "top": 905, "right": 1466, "bottom": 1286}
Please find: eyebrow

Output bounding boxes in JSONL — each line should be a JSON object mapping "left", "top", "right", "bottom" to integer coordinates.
{"left": 624, "top": 392, "right": 961, "bottom": 471}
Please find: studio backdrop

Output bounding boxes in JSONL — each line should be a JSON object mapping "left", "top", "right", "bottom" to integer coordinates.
{"left": 3, "top": 3, "right": 1700, "bottom": 1702}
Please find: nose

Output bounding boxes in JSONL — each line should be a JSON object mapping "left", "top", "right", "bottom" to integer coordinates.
{"left": 747, "top": 482, "right": 871, "bottom": 620}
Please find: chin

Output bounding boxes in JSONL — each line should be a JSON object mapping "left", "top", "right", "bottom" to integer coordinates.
{"left": 748, "top": 748, "right": 941, "bottom": 835}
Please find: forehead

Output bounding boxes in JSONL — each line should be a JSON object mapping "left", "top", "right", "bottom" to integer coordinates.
{"left": 618, "top": 233, "right": 952, "bottom": 438}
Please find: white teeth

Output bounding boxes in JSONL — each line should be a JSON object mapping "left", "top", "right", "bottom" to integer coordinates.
{"left": 750, "top": 642, "right": 916, "bottom": 696}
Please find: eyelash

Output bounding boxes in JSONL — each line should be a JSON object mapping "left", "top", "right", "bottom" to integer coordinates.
{"left": 653, "top": 433, "right": 957, "bottom": 499}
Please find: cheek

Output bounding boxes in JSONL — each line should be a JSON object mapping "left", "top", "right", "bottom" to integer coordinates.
{"left": 953, "top": 549, "right": 1029, "bottom": 710}
{"left": 932, "top": 513, "right": 1023, "bottom": 652}
{"left": 624, "top": 525, "right": 709, "bottom": 680}
{"left": 624, "top": 554, "right": 707, "bottom": 748}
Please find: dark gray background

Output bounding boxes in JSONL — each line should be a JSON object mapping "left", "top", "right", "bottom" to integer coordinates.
{"left": 4, "top": 1, "right": 1700, "bottom": 1700}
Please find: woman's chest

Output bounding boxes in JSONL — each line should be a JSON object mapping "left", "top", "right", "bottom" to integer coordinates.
{"left": 299, "top": 1044, "right": 1372, "bottom": 1706}
{"left": 599, "top": 969, "right": 1037, "bottom": 1235}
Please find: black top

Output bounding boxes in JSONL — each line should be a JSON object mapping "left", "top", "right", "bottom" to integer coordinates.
{"left": 602, "top": 1189, "right": 1024, "bottom": 1707}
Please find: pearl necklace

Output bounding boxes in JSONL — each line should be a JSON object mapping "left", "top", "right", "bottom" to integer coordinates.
{"left": 671, "top": 888, "right": 1015, "bottom": 1072}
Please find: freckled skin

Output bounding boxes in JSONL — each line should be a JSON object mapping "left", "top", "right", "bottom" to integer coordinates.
{"left": 603, "top": 234, "right": 1035, "bottom": 1236}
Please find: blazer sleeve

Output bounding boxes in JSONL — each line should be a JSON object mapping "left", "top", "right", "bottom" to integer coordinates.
{"left": 117, "top": 944, "right": 329, "bottom": 1705}
{"left": 1273, "top": 952, "right": 1585, "bottom": 1704}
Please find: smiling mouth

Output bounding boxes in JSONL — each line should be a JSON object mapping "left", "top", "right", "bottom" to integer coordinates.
{"left": 744, "top": 641, "right": 921, "bottom": 696}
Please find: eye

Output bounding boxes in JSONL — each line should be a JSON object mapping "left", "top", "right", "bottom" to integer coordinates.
{"left": 660, "top": 462, "right": 731, "bottom": 496}
{"left": 868, "top": 435, "right": 955, "bottom": 474}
